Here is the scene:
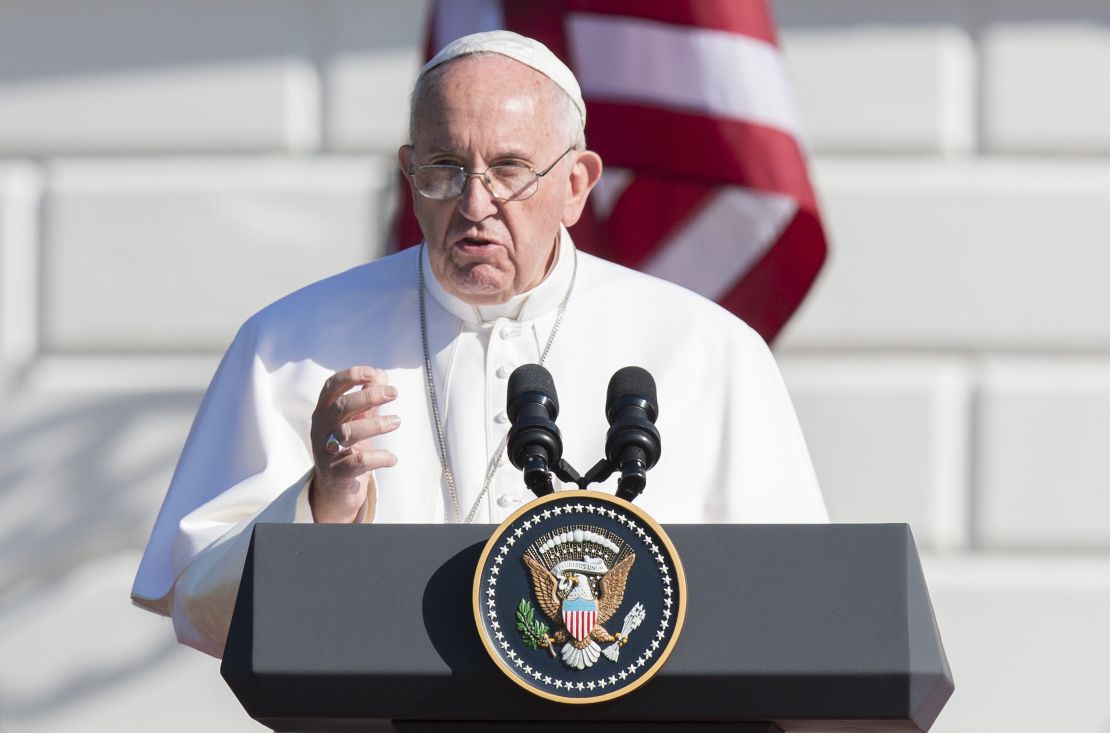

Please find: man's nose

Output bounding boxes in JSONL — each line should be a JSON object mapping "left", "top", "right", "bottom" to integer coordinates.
{"left": 458, "top": 172, "right": 498, "bottom": 221}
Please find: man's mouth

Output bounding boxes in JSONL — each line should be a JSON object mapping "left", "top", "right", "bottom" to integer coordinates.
{"left": 455, "top": 236, "right": 500, "bottom": 253}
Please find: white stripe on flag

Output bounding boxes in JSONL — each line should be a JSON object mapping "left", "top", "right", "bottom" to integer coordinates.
{"left": 592, "top": 167, "right": 634, "bottom": 220}
{"left": 642, "top": 187, "right": 797, "bottom": 300}
{"left": 433, "top": 0, "right": 504, "bottom": 51}
{"left": 567, "top": 12, "right": 805, "bottom": 140}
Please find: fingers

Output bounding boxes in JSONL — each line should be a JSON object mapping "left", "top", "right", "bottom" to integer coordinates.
{"left": 323, "top": 446, "right": 399, "bottom": 476}
{"left": 312, "top": 367, "right": 396, "bottom": 432}
{"left": 311, "top": 366, "right": 401, "bottom": 476}
{"left": 330, "top": 414, "right": 401, "bottom": 451}
{"left": 315, "top": 366, "right": 389, "bottom": 413}
{"left": 327, "top": 384, "right": 398, "bottom": 424}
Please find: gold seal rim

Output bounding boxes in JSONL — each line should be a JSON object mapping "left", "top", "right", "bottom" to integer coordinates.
{"left": 471, "top": 489, "right": 688, "bottom": 704}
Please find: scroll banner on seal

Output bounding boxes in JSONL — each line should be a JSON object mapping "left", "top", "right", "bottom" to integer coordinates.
{"left": 396, "top": 0, "right": 828, "bottom": 344}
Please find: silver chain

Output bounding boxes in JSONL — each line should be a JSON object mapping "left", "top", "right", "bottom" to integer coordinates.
{"left": 419, "top": 243, "right": 576, "bottom": 523}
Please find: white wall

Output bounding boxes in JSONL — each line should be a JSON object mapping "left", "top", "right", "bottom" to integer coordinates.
{"left": 1, "top": 2, "right": 1107, "bottom": 731}
{"left": 772, "top": 2, "right": 1110, "bottom": 729}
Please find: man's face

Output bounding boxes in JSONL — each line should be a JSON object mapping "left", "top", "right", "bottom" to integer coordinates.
{"left": 400, "top": 55, "right": 597, "bottom": 305}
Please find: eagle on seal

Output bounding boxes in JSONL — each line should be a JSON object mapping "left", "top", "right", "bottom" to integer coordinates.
{"left": 522, "top": 552, "right": 635, "bottom": 669}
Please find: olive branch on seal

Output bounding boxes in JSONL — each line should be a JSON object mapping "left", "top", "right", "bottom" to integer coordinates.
{"left": 515, "top": 599, "right": 549, "bottom": 649}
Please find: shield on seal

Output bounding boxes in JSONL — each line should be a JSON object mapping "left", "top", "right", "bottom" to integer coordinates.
{"left": 561, "top": 597, "right": 598, "bottom": 642}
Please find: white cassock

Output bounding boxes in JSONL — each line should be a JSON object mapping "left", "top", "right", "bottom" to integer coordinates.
{"left": 131, "top": 227, "right": 827, "bottom": 657}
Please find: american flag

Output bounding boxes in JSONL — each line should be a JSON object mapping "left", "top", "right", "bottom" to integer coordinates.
{"left": 396, "top": 0, "right": 827, "bottom": 343}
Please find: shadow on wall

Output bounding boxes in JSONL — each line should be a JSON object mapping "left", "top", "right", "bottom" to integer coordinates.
{"left": 0, "top": 389, "right": 202, "bottom": 600}
{"left": 1, "top": 621, "right": 181, "bottom": 722}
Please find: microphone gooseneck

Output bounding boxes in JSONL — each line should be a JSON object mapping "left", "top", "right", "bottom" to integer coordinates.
{"left": 605, "top": 366, "right": 662, "bottom": 503}
{"left": 506, "top": 364, "right": 563, "bottom": 496}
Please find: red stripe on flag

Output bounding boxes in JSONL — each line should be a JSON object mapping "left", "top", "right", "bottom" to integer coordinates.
{"left": 585, "top": 177, "right": 716, "bottom": 267}
{"left": 719, "top": 208, "right": 827, "bottom": 342}
{"left": 502, "top": 0, "right": 571, "bottom": 62}
{"left": 563, "top": 0, "right": 779, "bottom": 46}
{"left": 586, "top": 102, "right": 816, "bottom": 207}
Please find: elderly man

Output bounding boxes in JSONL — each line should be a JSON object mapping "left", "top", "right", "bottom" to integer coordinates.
{"left": 132, "top": 31, "right": 827, "bottom": 658}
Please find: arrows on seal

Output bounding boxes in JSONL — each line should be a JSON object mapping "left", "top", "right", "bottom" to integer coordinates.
{"left": 601, "top": 602, "right": 646, "bottom": 662}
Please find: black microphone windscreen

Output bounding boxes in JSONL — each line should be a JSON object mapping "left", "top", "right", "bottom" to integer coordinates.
{"left": 507, "top": 364, "right": 559, "bottom": 416}
{"left": 606, "top": 366, "right": 657, "bottom": 412}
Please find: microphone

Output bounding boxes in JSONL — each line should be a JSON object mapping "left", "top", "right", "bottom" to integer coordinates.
{"left": 506, "top": 364, "right": 563, "bottom": 496}
{"left": 605, "top": 366, "right": 661, "bottom": 503}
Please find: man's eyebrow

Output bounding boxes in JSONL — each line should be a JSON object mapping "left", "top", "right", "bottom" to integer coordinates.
{"left": 417, "top": 146, "right": 536, "bottom": 163}
{"left": 493, "top": 150, "right": 535, "bottom": 163}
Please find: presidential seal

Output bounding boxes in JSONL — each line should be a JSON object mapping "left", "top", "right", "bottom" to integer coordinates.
{"left": 473, "top": 490, "right": 686, "bottom": 703}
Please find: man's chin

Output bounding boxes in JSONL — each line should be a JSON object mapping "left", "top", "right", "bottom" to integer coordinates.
{"left": 445, "top": 273, "right": 514, "bottom": 305}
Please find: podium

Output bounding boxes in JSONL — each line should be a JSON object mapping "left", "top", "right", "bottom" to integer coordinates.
{"left": 222, "top": 523, "right": 953, "bottom": 732}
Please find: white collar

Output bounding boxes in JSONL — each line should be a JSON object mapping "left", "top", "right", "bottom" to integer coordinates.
{"left": 421, "top": 226, "right": 576, "bottom": 325}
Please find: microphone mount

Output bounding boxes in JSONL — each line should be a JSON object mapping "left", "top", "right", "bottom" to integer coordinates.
{"left": 505, "top": 365, "right": 661, "bottom": 504}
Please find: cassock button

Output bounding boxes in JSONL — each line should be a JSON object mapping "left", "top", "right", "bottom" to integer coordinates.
{"left": 494, "top": 411, "right": 509, "bottom": 424}
{"left": 497, "top": 495, "right": 521, "bottom": 508}
{"left": 496, "top": 365, "right": 513, "bottom": 379}
{"left": 499, "top": 326, "right": 522, "bottom": 339}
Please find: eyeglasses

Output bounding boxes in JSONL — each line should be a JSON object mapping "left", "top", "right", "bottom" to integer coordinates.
{"left": 407, "top": 147, "right": 574, "bottom": 202}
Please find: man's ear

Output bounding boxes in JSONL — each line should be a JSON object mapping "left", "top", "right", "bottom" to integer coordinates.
{"left": 397, "top": 145, "right": 414, "bottom": 189}
{"left": 561, "top": 150, "right": 603, "bottom": 227}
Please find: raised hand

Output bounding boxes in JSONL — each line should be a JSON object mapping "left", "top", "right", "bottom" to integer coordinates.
{"left": 308, "top": 367, "right": 400, "bottom": 523}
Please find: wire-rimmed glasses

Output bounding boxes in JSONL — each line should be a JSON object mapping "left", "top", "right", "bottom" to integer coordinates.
{"left": 407, "top": 147, "right": 574, "bottom": 202}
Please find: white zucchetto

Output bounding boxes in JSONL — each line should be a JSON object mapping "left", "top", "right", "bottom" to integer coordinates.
{"left": 418, "top": 29, "right": 587, "bottom": 126}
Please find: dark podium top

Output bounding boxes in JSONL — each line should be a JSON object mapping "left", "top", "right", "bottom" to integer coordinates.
{"left": 222, "top": 523, "right": 952, "bottom": 732}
